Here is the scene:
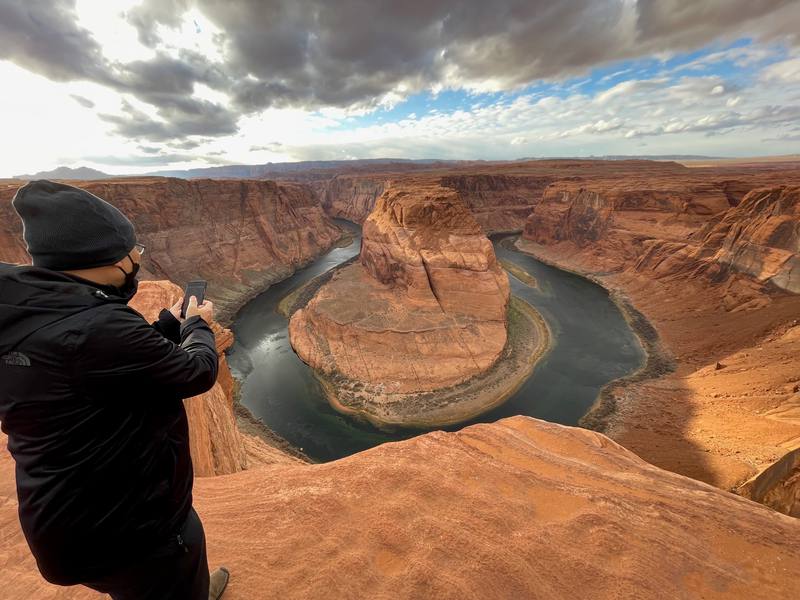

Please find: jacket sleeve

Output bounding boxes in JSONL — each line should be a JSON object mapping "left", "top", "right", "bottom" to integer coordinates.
{"left": 151, "top": 308, "right": 181, "bottom": 344}
{"left": 76, "top": 306, "right": 219, "bottom": 400}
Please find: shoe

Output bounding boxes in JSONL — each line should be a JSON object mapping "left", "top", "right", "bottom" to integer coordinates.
{"left": 209, "top": 566, "right": 230, "bottom": 600}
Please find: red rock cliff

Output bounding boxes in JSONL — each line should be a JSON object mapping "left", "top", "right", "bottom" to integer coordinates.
{"left": 290, "top": 184, "right": 510, "bottom": 395}
{"left": 0, "top": 178, "right": 343, "bottom": 322}
{"left": 519, "top": 178, "right": 800, "bottom": 494}
{"left": 439, "top": 174, "right": 553, "bottom": 233}
{"left": 636, "top": 186, "right": 800, "bottom": 293}
{"left": 320, "top": 175, "right": 387, "bottom": 222}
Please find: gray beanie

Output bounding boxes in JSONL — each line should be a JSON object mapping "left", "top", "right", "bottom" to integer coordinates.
{"left": 12, "top": 180, "right": 137, "bottom": 270}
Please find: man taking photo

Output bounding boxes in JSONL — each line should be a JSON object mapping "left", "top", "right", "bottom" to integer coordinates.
{"left": 0, "top": 180, "right": 229, "bottom": 599}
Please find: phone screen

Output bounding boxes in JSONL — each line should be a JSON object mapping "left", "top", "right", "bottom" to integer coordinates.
{"left": 180, "top": 280, "right": 208, "bottom": 318}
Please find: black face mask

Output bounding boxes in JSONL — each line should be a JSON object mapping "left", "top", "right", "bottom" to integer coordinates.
{"left": 114, "top": 253, "right": 140, "bottom": 298}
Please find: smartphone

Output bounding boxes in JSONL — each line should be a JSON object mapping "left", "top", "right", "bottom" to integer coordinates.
{"left": 180, "top": 280, "right": 208, "bottom": 318}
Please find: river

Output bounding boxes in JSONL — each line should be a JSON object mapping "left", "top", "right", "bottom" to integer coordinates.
{"left": 227, "top": 221, "right": 645, "bottom": 462}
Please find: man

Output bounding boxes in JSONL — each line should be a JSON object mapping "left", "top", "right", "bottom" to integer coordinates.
{"left": 0, "top": 180, "right": 230, "bottom": 599}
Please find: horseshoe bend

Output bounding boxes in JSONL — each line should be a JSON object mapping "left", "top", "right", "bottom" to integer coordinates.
{"left": 288, "top": 183, "right": 550, "bottom": 428}
{"left": 2, "top": 157, "right": 800, "bottom": 598}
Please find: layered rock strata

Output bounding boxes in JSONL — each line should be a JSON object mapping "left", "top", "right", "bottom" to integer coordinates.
{"left": 0, "top": 178, "right": 343, "bottom": 322}
{"left": 5, "top": 416, "right": 800, "bottom": 599}
{"left": 439, "top": 174, "right": 553, "bottom": 232}
{"left": 320, "top": 175, "right": 387, "bottom": 222}
{"left": 289, "top": 185, "right": 520, "bottom": 426}
{"left": 519, "top": 184, "right": 800, "bottom": 493}
{"left": 636, "top": 186, "right": 800, "bottom": 293}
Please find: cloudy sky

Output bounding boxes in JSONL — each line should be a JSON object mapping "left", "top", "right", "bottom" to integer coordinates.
{"left": 1, "top": 0, "right": 799, "bottom": 176}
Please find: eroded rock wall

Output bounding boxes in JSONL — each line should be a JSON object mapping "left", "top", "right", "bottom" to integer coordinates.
{"left": 0, "top": 178, "right": 343, "bottom": 322}
{"left": 439, "top": 174, "right": 553, "bottom": 233}
{"left": 636, "top": 186, "right": 800, "bottom": 293}
{"left": 320, "top": 175, "right": 387, "bottom": 223}
{"left": 519, "top": 181, "right": 800, "bottom": 492}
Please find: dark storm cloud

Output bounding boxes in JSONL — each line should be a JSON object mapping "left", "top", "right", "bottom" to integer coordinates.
{"left": 3, "top": 0, "right": 799, "bottom": 144}
{"left": 0, "top": 0, "right": 238, "bottom": 142}
{"left": 168, "top": 139, "right": 207, "bottom": 150}
{"left": 636, "top": 0, "right": 800, "bottom": 46}
{"left": 126, "top": 0, "right": 192, "bottom": 47}
{"left": 99, "top": 99, "right": 237, "bottom": 141}
{"left": 0, "top": 0, "right": 111, "bottom": 82}
{"left": 130, "top": 0, "right": 800, "bottom": 113}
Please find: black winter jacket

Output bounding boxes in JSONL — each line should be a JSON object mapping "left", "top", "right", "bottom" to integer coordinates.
{"left": 0, "top": 263, "right": 218, "bottom": 585}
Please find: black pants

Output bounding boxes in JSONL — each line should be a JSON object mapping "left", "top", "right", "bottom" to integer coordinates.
{"left": 81, "top": 507, "right": 210, "bottom": 600}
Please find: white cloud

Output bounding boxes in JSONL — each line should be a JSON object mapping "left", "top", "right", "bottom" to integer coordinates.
{"left": 761, "top": 57, "right": 800, "bottom": 82}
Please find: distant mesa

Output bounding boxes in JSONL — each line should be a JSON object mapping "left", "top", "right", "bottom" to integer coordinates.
{"left": 143, "top": 158, "right": 463, "bottom": 179}
{"left": 13, "top": 166, "right": 112, "bottom": 180}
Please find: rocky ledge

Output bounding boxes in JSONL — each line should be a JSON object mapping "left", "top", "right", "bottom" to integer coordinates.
{"left": 5, "top": 416, "right": 800, "bottom": 599}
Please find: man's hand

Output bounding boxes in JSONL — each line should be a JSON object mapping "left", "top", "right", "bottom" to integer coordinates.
{"left": 169, "top": 298, "right": 184, "bottom": 322}
{"left": 185, "top": 296, "right": 214, "bottom": 323}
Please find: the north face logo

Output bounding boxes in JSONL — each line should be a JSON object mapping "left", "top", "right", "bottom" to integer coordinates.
{"left": 1, "top": 352, "right": 31, "bottom": 367}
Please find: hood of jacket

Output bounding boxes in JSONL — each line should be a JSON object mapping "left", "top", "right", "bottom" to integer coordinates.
{"left": 0, "top": 262, "right": 134, "bottom": 355}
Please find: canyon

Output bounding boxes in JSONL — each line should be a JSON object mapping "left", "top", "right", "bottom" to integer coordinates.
{"left": 516, "top": 178, "right": 800, "bottom": 496}
{"left": 0, "top": 177, "right": 343, "bottom": 322}
{"left": 1, "top": 159, "right": 800, "bottom": 597}
{"left": 128, "top": 280, "right": 307, "bottom": 476}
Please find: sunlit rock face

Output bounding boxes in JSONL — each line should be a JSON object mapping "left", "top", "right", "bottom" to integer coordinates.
{"left": 636, "top": 186, "right": 800, "bottom": 293}
{"left": 519, "top": 176, "right": 800, "bottom": 494}
{"left": 289, "top": 184, "right": 510, "bottom": 394}
{"left": 172, "top": 416, "right": 800, "bottom": 598}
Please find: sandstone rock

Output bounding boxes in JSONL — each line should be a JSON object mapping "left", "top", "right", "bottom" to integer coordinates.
{"left": 695, "top": 186, "right": 800, "bottom": 292}
{"left": 439, "top": 174, "right": 553, "bottom": 232}
{"left": 518, "top": 178, "right": 800, "bottom": 493}
{"left": 738, "top": 444, "right": 800, "bottom": 517}
{"left": 0, "top": 178, "right": 343, "bottom": 322}
{"left": 289, "top": 184, "right": 510, "bottom": 397}
{"left": 321, "top": 175, "right": 386, "bottom": 222}
{"left": 5, "top": 416, "right": 800, "bottom": 599}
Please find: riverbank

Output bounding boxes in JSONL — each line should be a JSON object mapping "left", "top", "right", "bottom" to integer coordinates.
{"left": 311, "top": 295, "right": 551, "bottom": 430}
{"left": 500, "top": 258, "right": 539, "bottom": 288}
{"left": 513, "top": 234, "right": 800, "bottom": 492}
{"left": 217, "top": 224, "right": 355, "bottom": 326}
{"left": 223, "top": 224, "right": 358, "bottom": 462}
{"left": 508, "top": 236, "right": 666, "bottom": 432}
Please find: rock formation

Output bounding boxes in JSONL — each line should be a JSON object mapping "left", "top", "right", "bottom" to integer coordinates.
{"left": 739, "top": 444, "right": 800, "bottom": 517}
{"left": 440, "top": 174, "right": 553, "bottom": 232}
{"left": 0, "top": 178, "right": 343, "bottom": 322}
{"left": 519, "top": 180, "right": 800, "bottom": 492}
{"left": 320, "top": 175, "right": 386, "bottom": 222}
{"left": 289, "top": 184, "right": 515, "bottom": 425}
{"left": 4, "top": 416, "right": 800, "bottom": 599}
{"left": 636, "top": 186, "right": 800, "bottom": 293}
{"left": 130, "top": 280, "right": 303, "bottom": 476}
